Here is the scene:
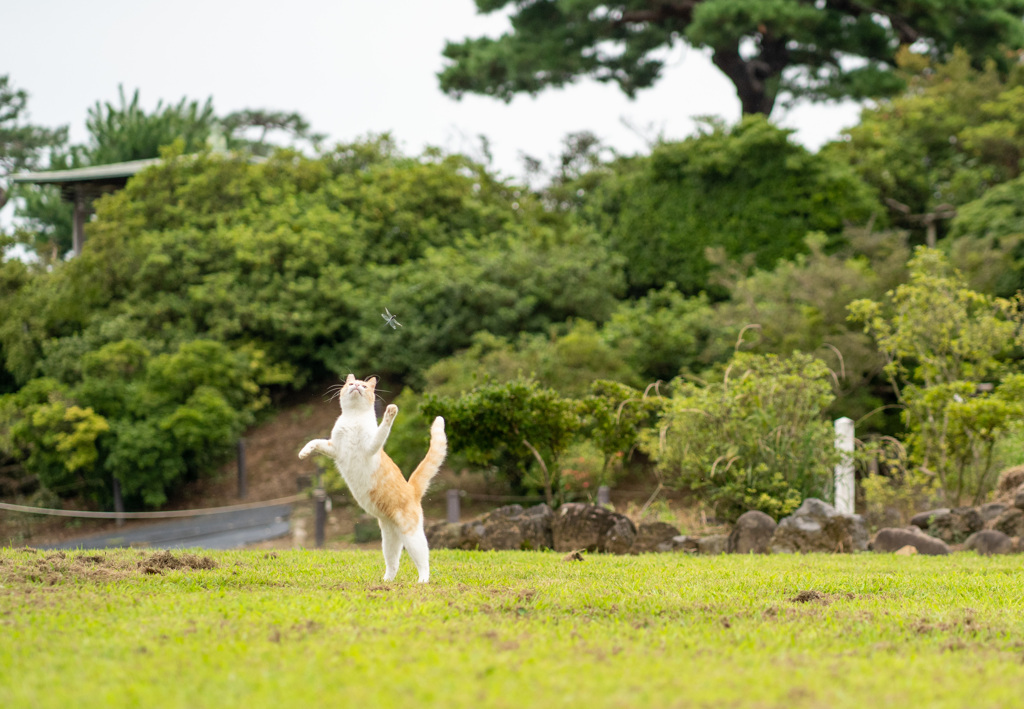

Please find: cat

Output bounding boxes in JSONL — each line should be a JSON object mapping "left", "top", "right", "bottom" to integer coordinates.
{"left": 298, "top": 374, "right": 446, "bottom": 583}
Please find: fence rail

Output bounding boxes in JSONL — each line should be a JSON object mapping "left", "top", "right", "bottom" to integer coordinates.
{"left": 0, "top": 493, "right": 307, "bottom": 520}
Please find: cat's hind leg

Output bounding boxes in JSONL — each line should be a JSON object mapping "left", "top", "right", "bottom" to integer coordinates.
{"left": 403, "top": 526, "right": 430, "bottom": 583}
{"left": 380, "top": 519, "right": 403, "bottom": 582}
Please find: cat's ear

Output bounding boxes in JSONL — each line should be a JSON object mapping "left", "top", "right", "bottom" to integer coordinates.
{"left": 345, "top": 373, "right": 355, "bottom": 384}
{"left": 366, "top": 376, "right": 378, "bottom": 389}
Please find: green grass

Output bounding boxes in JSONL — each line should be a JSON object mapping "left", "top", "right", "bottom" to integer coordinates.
{"left": 2, "top": 547, "right": 1024, "bottom": 709}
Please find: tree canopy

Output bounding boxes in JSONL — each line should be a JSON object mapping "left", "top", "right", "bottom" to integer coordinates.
{"left": 439, "top": 0, "right": 1024, "bottom": 116}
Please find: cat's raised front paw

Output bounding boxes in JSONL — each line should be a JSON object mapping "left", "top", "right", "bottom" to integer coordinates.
{"left": 298, "top": 441, "right": 318, "bottom": 459}
{"left": 384, "top": 404, "right": 398, "bottom": 421}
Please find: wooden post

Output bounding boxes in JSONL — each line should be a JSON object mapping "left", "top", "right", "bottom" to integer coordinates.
{"left": 71, "top": 193, "right": 87, "bottom": 256}
{"left": 314, "top": 488, "right": 327, "bottom": 548}
{"left": 446, "top": 489, "right": 461, "bottom": 524}
{"left": 834, "top": 417, "right": 855, "bottom": 515}
{"left": 112, "top": 476, "right": 125, "bottom": 528}
{"left": 597, "top": 485, "right": 611, "bottom": 506}
{"left": 236, "top": 438, "right": 247, "bottom": 499}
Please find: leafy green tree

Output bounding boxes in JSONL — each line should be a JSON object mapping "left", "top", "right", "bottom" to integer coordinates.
{"left": 947, "top": 175, "right": 1024, "bottom": 297}
{"left": 644, "top": 351, "right": 840, "bottom": 521}
{"left": 0, "top": 75, "right": 67, "bottom": 224}
{"left": 422, "top": 322, "right": 640, "bottom": 399}
{"left": 423, "top": 379, "right": 581, "bottom": 504}
{"left": 600, "top": 284, "right": 720, "bottom": 382}
{"left": 439, "top": 0, "right": 1024, "bottom": 116}
{"left": 586, "top": 116, "right": 879, "bottom": 295}
{"left": 826, "top": 50, "right": 1024, "bottom": 242}
{"left": 577, "top": 379, "right": 664, "bottom": 484}
{"left": 349, "top": 225, "right": 626, "bottom": 385}
{"left": 849, "top": 248, "right": 1024, "bottom": 505}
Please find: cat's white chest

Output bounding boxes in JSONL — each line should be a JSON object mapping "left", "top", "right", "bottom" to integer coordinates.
{"left": 329, "top": 412, "right": 382, "bottom": 512}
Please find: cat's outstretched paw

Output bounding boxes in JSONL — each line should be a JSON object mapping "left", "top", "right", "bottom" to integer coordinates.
{"left": 298, "top": 440, "right": 324, "bottom": 460}
{"left": 384, "top": 404, "right": 398, "bottom": 422}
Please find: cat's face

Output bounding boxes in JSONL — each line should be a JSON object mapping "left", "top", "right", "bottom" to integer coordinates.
{"left": 340, "top": 373, "right": 377, "bottom": 409}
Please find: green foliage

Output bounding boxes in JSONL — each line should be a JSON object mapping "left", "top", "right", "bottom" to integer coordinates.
{"left": 577, "top": 379, "right": 664, "bottom": 484}
{"left": 0, "top": 74, "right": 68, "bottom": 211}
{"left": 600, "top": 285, "right": 720, "bottom": 382}
{"left": 82, "top": 85, "right": 214, "bottom": 164}
{"left": 588, "top": 116, "right": 880, "bottom": 295}
{"left": 423, "top": 379, "right": 581, "bottom": 503}
{"left": 440, "top": 0, "right": 1024, "bottom": 116}
{"left": 948, "top": 175, "right": 1024, "bottom": 296}
{"left": 849, "top": 248, "right": 1024, "bottom": 505}
{"left": 351, "top": 226, "right": 626, "bottom": 385}
{"left": 645, "top": 352, "right": 840, "bottom": 521}
{"left": 827, "top": 50, "right": 1024, "bottom": 238}
{"left": 422, "top": 322, "right": 639, "bottom": 399}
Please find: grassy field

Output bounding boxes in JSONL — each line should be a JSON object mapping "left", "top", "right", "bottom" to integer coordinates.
{"left": 2, "top": 547, "right": 1023, "bottom": 709}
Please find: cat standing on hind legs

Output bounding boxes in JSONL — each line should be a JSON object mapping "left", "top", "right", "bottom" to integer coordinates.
{"left": 298, "top": 374, "right": 446, "bottom": 583}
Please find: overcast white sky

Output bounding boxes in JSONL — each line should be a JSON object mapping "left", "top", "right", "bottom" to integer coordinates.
{"left": 3, "top": 0, "right": 862, "bottom": 198}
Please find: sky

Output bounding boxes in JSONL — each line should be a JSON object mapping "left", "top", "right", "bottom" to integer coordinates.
{"left": 3, "top": 0, "right": 863, "bottom": 210}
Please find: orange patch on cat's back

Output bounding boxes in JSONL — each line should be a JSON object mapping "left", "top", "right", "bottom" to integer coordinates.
{"left": 368, "top": 453, "right": 421, "bottom": 534}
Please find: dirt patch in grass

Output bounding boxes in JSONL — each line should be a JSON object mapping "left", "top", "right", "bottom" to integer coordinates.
{"left": 790, "top": 590, "right": 858, "bottom": 605}
{"left": 0, "top": 550, "right": 217, "bottom": 586}
{"left": 137, "top": 550, "right": 217, "bottom": 574}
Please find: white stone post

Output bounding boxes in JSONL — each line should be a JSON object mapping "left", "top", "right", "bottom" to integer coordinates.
{"left": 834, "top": 417, "right": 855, "bottom": 515}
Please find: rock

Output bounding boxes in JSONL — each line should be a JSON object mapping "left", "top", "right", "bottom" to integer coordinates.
{"left": 633, "top": 521, "right": 682, "bottom": 553}
{"left": 910, "top": 508, "right": 950, "bottom": 530}
{"left": 425, "top": 503, "right": 555, "bottom": 551}
{"left": 964, "top": 529, "right": 1015, "bottom": 556}
{"left": 925, "top": 507, "right": 984, "bottom": 544}
{"left": 664, "top": 535, "right": 700, "bottom": 553}
{"left": 894, "top": 545, "right": 918, "bottom": 556}
{"left": 979, "top": 502, "right": 1007, "bottom": 523}
{"left": 991, "top": 507, "right": 1024, "bottom": 538}
{"left": 551, "top": 503, "right": 637, "bottom": 553}
{"left": 604, "top": 516, "right": 637, "bottom": 554}
{"left": 696, "top": 534, "right": 729, "bottom": 555}
{"left": 424, "top": 521, "right": 465, "bottom": 549}
{"left": 728, "top": 510, "right": 777, "bottom": 554}
{"left": 870, "top": 527, "right": 950, "bottom": 555}
{"left": 1015, "top": 483, "right": 1024, "bottom": 511}
{"left": 769, "top": 498, "right": 868, "bottom": 554}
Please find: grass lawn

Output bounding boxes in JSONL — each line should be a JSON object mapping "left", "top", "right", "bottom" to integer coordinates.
{"left": 2, "top": 547, "right": 1023, "bottom": 708}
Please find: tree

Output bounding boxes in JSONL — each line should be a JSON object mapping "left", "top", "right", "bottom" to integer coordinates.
{"left": 825, "top": 49, "right": 1024, "bottom": 242}
{"left": 0, "top": 75, "right": 67, "bottom": 211}
{"left": 584, "top": 116, "right": 879, "bottom": 296}
{"left": 644, "top": 351, "right": 840, "bottom": 521}
{"left": 439, "top": 0, "right": 1024, "bottom": 117}
{"left": 423, "top": 379, "right": 581, "bottom": 504}
{"left": 848, "top": 248, "right": 1024, "bottom": 505}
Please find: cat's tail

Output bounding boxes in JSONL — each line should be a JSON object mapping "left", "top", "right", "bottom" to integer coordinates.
{"left": 408, "top": 417, "right": 447, "bottom": 500}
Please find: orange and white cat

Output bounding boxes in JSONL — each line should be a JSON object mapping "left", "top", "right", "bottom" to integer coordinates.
{"left": 298, "top": 374, "right": 446, "bottom": 583}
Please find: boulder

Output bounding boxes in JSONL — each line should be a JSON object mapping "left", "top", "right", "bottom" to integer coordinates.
{"left": 925, "top": 507, "right": 984, "bottom": 544}
{"left": 665, "top": 535, "right": 700, "bottom": 553}
{"left": 425, "top": 521, "right": 467, "bottom": 549}
{"left": 728, "top": 510, "right": 777, "bottom": 554}
{"left": 551, "top": 503, "right": 637, "bottom": 553}
{"left": 979, "top": 502, "right": 1007, "bottom": 524}
{"left": 605, "top": 516, "right": 637, "bottom": 555}
{"left": 910, "top": 508, "right": 950, "bottom": 530}
{"left": 769, "top": 498, "right": 868, "bottom": 554}
{"left": 991, "top": 507, "right": 1024, "bottom": 538}
{"left": 425, "top": 503, "right": 555, "bottom": 551}
{"left": 1016, "top": 483, "right": 1024, "bottom": 511}
{"left": 870, "top": 527, "right": 950, "bottom": 555}
{"left": 696, "top": 534, "right": 729, "bottom": 555}
{"left": 963, "top": 529, "right": 1015, "bottom": 556}
{"left": 632, "top": 521, "right": 683, "bottom": 553}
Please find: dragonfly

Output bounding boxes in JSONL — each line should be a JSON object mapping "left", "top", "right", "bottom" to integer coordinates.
{"left": 381, "top": 307, "right": 402, "bottom": 329}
